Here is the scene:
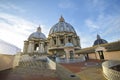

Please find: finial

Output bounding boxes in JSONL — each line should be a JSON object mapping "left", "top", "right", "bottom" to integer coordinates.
{"left": 59, "top": 15, "right": 65, "bottom": 22}
{"left": 97, "top": 34, "right": 101, "bottom": 39}
{"left": 37, "top": 25, "right": 41, "bottom": 32}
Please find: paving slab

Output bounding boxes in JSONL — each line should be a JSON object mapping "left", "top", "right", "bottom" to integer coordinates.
{"left": 61, "top": 59, "right": 107, "bottom": 80}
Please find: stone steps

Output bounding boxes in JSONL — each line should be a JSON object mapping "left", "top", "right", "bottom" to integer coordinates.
{"left": 19, "top": 61, "right": 47, "bottom": 68}
{"left": 10, "top": 60, "right": 57, "bottom": 77}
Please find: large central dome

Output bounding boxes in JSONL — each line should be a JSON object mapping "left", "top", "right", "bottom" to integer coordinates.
{"left": 49, "top": 16, "right": 76, "bottom": 35}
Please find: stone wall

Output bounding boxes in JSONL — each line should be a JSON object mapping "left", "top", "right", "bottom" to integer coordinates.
{"left": 0, "top": 53, "right": 20, "bottom": 71}
{"left": 102, "top": 60, "right": 120, "bottom": 80}
{"left": 88, "top": 51, "right": 120, "bottom": 60}
{"left": 88, "top": 53, "right": 97, "bottom": 59}
{"left": 13, "top": 53, "right": 21, "bottom": 68}
{"left": 104, "top": 51, "right": 120, "bottom": 60}
{"left": 56, "top": 63, "right": 80, "bottom": 80}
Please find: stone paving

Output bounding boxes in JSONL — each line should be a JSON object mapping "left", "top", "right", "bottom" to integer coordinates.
{"left": 0, "top": 59, "right": 108, "bottom": 80}
{"left": 61, "top": 59, "right": 107, "bottom": 80}
{"left": 0, "top": 70, "right": 59, "bottom": 80}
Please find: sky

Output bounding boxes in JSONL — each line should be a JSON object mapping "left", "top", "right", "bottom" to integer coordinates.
{"left": 0, "top": 0, "right": 120, "bottom": 50}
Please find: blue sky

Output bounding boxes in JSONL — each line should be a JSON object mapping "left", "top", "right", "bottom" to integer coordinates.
{"left": 0, "top": 0, "right": 120, "bottom": 49}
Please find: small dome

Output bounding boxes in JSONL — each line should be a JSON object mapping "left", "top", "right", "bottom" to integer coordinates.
{"left": 28, "top": 26, "right": 46, "bottom": 40}
{"left": 49, "top": 16, "right": 76, "bottom": 35}
{"left": 93, "top": 34, "right": 108, "bottom": 46}
{"left": 65, "top": 43, "right": 74, "bottom": 47}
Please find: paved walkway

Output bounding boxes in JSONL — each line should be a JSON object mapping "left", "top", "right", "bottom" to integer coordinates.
{"left": 0, "top": 69, "right": 59, "bottom": 80}
{"left": 0, "top": 59, "right": 107, "bottom": 80}
{"left": 61, "top": 59, "right": 107, "bottom": 80}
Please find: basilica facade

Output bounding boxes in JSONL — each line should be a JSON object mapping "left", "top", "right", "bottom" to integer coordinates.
{"left": 23, "top": 16, "right": 81, "bottom": 56}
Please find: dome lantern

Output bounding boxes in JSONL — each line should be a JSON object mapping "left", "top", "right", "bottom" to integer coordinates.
{"left": 37, "top": 25, "right": 41, "bottom": 32}
{"left": 97, "top": 34, "right": 101, "bottom": 39}
{"left": 59, "top": 16, "right": 65, "bottom": 22}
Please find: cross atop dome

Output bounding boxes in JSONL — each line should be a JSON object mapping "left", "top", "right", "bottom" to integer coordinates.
{"left": 59, "top": 16, "right": 65, "bottom": 22}
{"left": 37, "top": 25, "right": 41, "bottom": 32}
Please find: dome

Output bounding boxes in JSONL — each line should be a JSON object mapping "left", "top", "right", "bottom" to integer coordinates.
{"left": 93, "top": 34, "right": 108, "bottom": 46}
{"left": 28, "top": 26, "right": 46, "bottom": 40}
{"left": 49, "top": 16, "right": 76, "bottom": 35}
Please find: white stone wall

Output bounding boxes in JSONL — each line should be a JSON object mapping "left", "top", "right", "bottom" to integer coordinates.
{"left": 0, "top": 53, "right": 20, "bottom": 71}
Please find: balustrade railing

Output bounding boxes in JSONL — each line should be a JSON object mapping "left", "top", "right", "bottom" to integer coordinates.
{"left": 56, "top": 56, "right": 85, "bottom": 63}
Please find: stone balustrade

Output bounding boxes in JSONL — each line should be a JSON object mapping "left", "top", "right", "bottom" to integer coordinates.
{"left": 56, "top": 55, "right": 85, "bottom": 63}
{"left": 102, "top": 60, "right": 120, "bottom": 80}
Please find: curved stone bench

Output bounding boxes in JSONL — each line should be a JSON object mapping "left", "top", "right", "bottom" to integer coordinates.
{"left": 102, "top": 60, "right": 120, "bottom": 80}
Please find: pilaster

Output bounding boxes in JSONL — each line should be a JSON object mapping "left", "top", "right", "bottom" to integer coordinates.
{"left": 39, "top": 42, "right": 44, "bottom": 53}
{"left": 27, "top": 41, "right": 34, "bottom": 54}
{"left": 23, "top": 41, "right": 28, "bottom": 54}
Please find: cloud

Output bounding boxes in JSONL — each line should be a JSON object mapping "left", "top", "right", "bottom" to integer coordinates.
{"left": 0, "top": 13, "right": 36, "bottom": 35}
{"left": 58, "top": 0, "right": 76, "bottom": 9}
{"left": 101, "top": 16, "right": 120, "bottom": 36}
{"left": 89, "top": 0, "right": 107, "bottom": 13}
{"left": 0, "top": 2, "right": 25, "bottom": 12}
{"left": 85, "top": 19, "right": 99, "bottom": 29}
{"left": 80, "top": 35, "right": 94, "bottom": 48}
{"left": 84, "top": 13, "right": 120, "bottom": 45}
{"left": 77, "top": 32, "right": 95, "bottom": 48}
{"left": 95, "top": 14, "right": 120, "bottom": 37}
{"left": 0, "top": 13, "right": 48, "bottom": 49}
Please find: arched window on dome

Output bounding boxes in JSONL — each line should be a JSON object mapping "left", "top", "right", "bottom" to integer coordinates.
{"left": 54, "top": 40, "right": 56, "bottom": 45}
{"left": 68, "top": 36, "right": 72, "bottom": 43}
{"left": 53, "top": 37, "right": 56, "bottom": 45}
{"left": 68, "top": 39, "right": 71, "bottom": 43}
{"left": 34, "top": 44, "right": 39, "bottom": 51}
{"left": 60, "top": 39, "right": 64, "bottom": 44}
